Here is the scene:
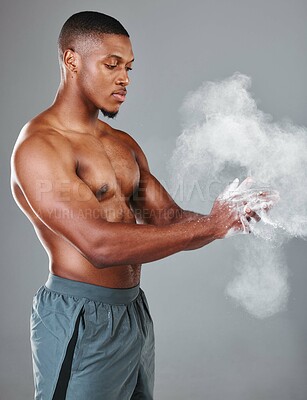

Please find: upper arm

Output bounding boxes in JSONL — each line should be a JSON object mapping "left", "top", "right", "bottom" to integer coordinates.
{"left": 11, "top": 133, "right": 109, "bottom": 263}
{"left": 118, "top": 130, "right": 183, "bottom": 225}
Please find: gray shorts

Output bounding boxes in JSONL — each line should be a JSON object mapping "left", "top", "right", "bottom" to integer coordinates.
{"left": 31, "top": 274, "right": 155, "bottom": 400}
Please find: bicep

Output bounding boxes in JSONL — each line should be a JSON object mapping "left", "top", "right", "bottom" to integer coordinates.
{"left": 12, "top": 137, "right": 107, "bottom": 257}
{"left": 117, "top": 130, "right": 183, "bottom": 224}
{"left": 131, "top": 170, "right": 182, "bottom": 225}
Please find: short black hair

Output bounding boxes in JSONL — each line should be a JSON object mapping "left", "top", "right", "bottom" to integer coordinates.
{"left": 58, "top": 11, "right": 129, "bottom": 58}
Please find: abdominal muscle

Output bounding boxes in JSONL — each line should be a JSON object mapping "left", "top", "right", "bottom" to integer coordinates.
{"left": 51, "top": 250, "right": 141, "bottom": 289}
{"left": 43, "top": 227, "right": 142, "bottom": 289}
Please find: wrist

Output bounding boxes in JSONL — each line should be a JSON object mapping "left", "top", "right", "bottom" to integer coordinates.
{"left": 184, "top": 215, "right": 219, "bottom": 250}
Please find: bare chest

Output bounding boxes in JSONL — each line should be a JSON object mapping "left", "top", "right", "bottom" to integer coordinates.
{"left": 70, "top": 134, "right": 140, "bottom": 202}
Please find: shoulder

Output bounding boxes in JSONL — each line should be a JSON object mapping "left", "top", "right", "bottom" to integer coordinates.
{"left": 11, "top": 118, "right": 75, "bottom": 181}
{"left": 13, "top": 113, "right": 73, "bottom": 155}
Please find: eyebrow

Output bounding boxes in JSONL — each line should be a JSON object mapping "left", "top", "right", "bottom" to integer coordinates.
{"left": 104, "top": 54, "right": 135, "bottom": 63}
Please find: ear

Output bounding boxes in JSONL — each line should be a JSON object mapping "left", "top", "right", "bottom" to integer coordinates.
{"left": 63, "top": 49, "right": 79, "bottom": 73}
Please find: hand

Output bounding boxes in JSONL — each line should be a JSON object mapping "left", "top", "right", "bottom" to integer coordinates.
{"left": 211, "top": 178, "right": 280, "bottom": 238}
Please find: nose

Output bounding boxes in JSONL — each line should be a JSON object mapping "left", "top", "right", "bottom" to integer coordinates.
{"left": 115, "top": 68, "right": 130, "bottom": 86}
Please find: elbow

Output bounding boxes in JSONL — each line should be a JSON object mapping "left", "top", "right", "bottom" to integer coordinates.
{"left": 74, "top": 226, "right": 126, "bottom": 268}
{"left": 84, "top": 241, "right": 121, "bottom": 269}
{"left": 88, "top": 246, "right": 113, "bottom": 269}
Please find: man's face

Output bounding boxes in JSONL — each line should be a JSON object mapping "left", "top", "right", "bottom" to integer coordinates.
{"left": 75, "top": 34, "right": 134, "bottom": 118}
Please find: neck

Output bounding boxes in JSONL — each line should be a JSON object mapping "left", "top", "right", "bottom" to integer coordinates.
{"left": 51, "top": 80, "right": 100, "bottom": 134}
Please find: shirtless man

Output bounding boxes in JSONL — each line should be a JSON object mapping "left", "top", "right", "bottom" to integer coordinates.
{"left": 10, "top": 11, "right": 272, "bottom": 400}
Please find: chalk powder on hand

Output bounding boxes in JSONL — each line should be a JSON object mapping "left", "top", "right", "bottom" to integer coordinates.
{"left": 170, "top": 73, "right": 307, "bottom": 318}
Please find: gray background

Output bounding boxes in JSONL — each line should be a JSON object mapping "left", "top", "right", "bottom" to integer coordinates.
{"left": 1, "top": 0, "right": 307, "bottom": 399}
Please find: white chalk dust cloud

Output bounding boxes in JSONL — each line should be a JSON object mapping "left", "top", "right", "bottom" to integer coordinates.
{"left": 170, "top": 73, "right": 307, "bottom": 318}
{"left": 226, "top": 237, "right": 289, "bottom": 319}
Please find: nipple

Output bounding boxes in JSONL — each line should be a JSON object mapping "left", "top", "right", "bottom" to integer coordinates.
{"left": 96, "top": 184, "right": 109, "bottom": 200}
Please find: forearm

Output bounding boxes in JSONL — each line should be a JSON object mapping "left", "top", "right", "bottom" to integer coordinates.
{"left": 136, "top": 204, "right": 206, "bottom": 226}
{"left": 173, "top": 210, "right": 216, "bottom": 250}
{"left": 89, "top": 214, "right": 218, "bottom": 268}
{"left": 171, "top": 209, "right": 206, "bottom": 223}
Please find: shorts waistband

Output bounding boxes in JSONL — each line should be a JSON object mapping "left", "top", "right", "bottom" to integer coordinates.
{"left": 45, "top": 273, "right": 140, "bottom": 305}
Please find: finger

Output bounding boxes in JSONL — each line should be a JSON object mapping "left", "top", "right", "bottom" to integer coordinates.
{"left": 239, "top": 215, "right": 251, "bottom": 234}
{"left": 224, "top": 177, "right": 254, "bottom": 200}
{"left": 219, "top": 178, "right": 240, "bottom": 199}
{"left": 244, "top": 206, "right": 261, "bottom": 222}
{"left": 236, "top": 176, "right": 254, "bottom": 193}
{"left": 229, "top": 189, "right": 279, "bottom": 205}
{"left": 244, "top": 201, "right": 274, "bottom": 213}
{"left": 252, "top": 190, "right": 280, "bottom": 203}
{"left": 262, "top": 190, "right": 280, "bottom": 204}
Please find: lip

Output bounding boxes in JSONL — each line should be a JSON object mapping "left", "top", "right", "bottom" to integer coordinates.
{"left": 112, "top": 90, "right": 127, "bottom": 103}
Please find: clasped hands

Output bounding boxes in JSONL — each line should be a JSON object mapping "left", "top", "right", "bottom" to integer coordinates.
{"left": 213, "top": 177, "right": 279, "bottom": 237}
